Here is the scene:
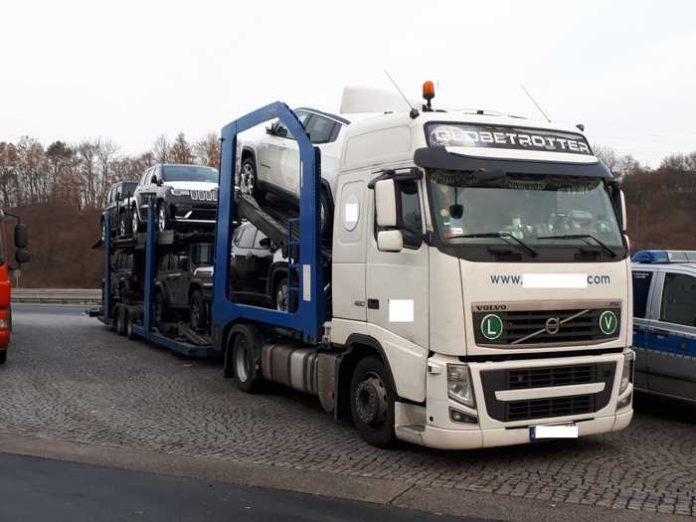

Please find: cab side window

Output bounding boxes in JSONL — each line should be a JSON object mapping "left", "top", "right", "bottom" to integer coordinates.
{"left": 305, "top": 115, "right": 336, "bottom": 144}
{"left": 632, "top": 271, "right": 653, "bottom": 319}
{"left": 660, "top": 273, "right": 696, "bottom": 327}
{"left": 397, "top": 179, "right": 423, "bottom": 249}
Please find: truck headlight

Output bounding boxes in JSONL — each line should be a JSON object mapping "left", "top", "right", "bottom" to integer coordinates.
{"left": 447, "top": 364, "right": 475, "bottom": 407}
{"left": 171, "top": 189, "right": 190, "bottom": 197}
{"left": 619, "top": 351, "right": 635, "bottom": 394}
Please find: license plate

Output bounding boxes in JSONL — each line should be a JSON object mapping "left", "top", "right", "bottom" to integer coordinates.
{"left": 530, "top": 424, "right": 578, "bottom": 440}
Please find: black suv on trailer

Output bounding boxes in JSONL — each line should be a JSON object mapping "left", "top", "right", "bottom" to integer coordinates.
{"left": 100, "top": 181, "right": 138, "bottom": 241}
{"left": 153, "top": 242, "right": 214, "bottom": 331}
{"left": 131, "top": 164, "right": 219, "bottom": 233}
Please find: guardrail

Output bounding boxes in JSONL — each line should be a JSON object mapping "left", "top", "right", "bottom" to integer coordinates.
{"left": 12, "top": 288, "right": 101, "bottom": 305}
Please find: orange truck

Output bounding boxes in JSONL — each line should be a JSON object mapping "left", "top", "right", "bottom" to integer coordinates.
{"left": 0, "top": 212, "right": 29, "bottom": 364}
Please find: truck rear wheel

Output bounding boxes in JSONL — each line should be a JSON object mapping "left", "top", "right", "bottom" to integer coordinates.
{"left": 350, "top": 356, "right": 396, "bottom": 448}
{"left": 189, "top": 290, "right": 207, "bottom": 331}
{"left": 231, "top": 327, "right": 261, "bottom": 393}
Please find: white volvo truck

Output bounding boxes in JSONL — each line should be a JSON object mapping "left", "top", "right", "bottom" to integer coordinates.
{"left": 214, "top": 85, "right": 634, "bottom": 450}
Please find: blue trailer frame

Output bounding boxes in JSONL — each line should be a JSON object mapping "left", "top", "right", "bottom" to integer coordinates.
{"left": 124, "top": 198, "right": 214, "bottom": 358}
{"left": 211, "top": 102, "right": 327, "bottom": 345}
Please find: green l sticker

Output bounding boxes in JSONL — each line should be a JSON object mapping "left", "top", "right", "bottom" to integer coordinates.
{"left": 599, "top": 311, "right": 618, "bottom": 335}
{"left": 481, "top": 314, "right": 503, "bottom": 340}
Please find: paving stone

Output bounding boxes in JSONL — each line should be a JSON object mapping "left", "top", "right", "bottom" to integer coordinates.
{"left": 3, "top": 305, "right": 696, "bottom": 516}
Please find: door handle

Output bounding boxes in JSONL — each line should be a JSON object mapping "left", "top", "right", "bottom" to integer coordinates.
{"left": 652, "top": 328, "right": 670, "bottom": 339}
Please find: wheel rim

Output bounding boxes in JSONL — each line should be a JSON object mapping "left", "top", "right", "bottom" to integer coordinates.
{"left": 276, "top": 282, "right": 289, "bottom": 312}
{"left": 240, "top": 163, "right": 255, "bottom": 195}
{"left": 119, "top": 214, "right": 127, "bottom": 236}
{"left": 190, "top": 297, "right": 201, "bottom": 328}
{"left": 132, "top": 210, "right": 138, "bottom": 233}
{"left": 234, "top": 337, "right": 252, "bottom": 382}
{"left": 354, "top": 372, "right": 388, "bottom": 426}
{"left": 158, "top": 205, "right": 167, "bottom": 231}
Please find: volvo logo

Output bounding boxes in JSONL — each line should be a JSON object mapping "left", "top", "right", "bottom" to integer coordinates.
{"left": 545, "top": 317, "right": 561, "bottom": 335}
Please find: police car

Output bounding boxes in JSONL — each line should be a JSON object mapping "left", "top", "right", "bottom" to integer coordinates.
{"left": 632, "top": 250, "right": 696, "bottom": 402}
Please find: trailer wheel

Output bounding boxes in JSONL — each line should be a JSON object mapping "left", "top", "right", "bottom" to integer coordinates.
{"left": 350, "top": 356, "right": 396, "bottom": 448}
{"left": 125, "top": 310, "right": 137, "bottom": 340}
{"left": 231, "top": 327, "right": 261, "bottom": 393}
{"left": 115, "top": 306, "right": 127, "bottom": 336}
{"left": 0, "top": 350, "right": 6, "bottom": 365}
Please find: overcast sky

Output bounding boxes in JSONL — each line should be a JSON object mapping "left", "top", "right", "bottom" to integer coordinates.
{"left": 2, "top": 0, "right": 695, "bottom": 166}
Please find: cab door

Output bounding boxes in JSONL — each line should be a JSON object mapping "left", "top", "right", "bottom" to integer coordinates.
{"left": 644, "top": 269, "right": 696, "bottom": 400}
{"left": 366, "top": 177, "right": 430, "bottom": 350}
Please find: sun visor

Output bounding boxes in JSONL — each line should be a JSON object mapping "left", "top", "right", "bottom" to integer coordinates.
{"left": 414, "top": 147, "right": 613, "bottom": 178}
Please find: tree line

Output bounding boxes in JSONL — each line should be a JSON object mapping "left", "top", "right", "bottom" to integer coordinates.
{"left": 3, "top": 134, "right": 695, "bottom": 287}
{"left": 0, "top": 132, "right": 219, "bottom": 211}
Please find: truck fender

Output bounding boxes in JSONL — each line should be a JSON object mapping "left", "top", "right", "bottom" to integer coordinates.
{"left": 334, "top": 334, "right": 399, "bottom": 422}
{"left": 223, "top": 323, "right": 263, "bottom": 379}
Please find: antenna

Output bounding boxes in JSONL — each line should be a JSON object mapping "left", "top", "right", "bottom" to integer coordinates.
{"left": 384, "top": 70, "right": 419, "bottom": 119}
{"left": 520, "top": 84, "right": 551, "bottom": 123}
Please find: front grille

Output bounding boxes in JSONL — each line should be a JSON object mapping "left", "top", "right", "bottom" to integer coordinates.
{"left": 480, "top": 361, "right": 616, "bottom": 422}
{"left": 190, "top": 190, "right": 218, "bottom": 202}
{"left": 473, "top": 307, "right": 621, "bottom": 347}
{"left": 508, "top": 364, "right": 594, "bottom": 389}
{"left": 507, "top": 395, "right": 594, "bottom": 421}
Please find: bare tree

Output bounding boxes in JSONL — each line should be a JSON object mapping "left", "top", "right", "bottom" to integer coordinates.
{"left": 169, "top": 132, "right": 193, "bottom": 164}
{"left": 195, "top": 132, "right": 220, "bottom": 169}
{"left": 152, "top": 134, "right": 170, "bottom": 164}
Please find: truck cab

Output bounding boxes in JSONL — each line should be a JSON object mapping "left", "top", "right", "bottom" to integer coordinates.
{"left": 326, "top": 105, "right": 633, "bottom": 448}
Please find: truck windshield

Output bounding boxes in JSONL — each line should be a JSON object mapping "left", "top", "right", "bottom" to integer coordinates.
{"left": 427, "top": 169, "right": 626, "bottom": 262}
{"left": 162, "top": 166, "right": 218, "bottom": 183}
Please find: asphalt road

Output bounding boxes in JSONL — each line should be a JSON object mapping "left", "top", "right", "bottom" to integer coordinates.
{"left": 0, "top": 452, "right": 471, "bottom": 522}
{"left": 2, "top": 304, "right": 696, "bottom": 518}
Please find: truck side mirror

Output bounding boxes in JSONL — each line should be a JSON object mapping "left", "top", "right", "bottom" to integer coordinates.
{"left": 375, "top": 179, "right": 397, "bottom": 227}
{"left": 15, "top": 248, "right": 30, "bottom": 264}
{"left": 377, "top": 230, "right": 403, "bottom": 252}
{"left": 619, "top": 189, "right": 627, "bottom": 234}
{"left": 15, "top": 223, "right": 28, "bottom": 249}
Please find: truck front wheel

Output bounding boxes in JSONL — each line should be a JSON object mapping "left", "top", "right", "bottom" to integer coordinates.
{"left": 350, "top": 356, "right": 396, "bottom": 448}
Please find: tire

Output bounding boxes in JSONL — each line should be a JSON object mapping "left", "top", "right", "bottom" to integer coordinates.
{"left": 118, "top": 209, "right": 130, "bottom": 238}
{"left": 273, "top": 276, "right": 297, "bottom": 313}
{"left": 0, "top": 350, "right": 6, "bottom": 365}
{"left": 320, "top": 188, "right": 333, "bottom": 240}
{"left": 131, "top": 206, "right": 140, "bottom": 234}
{"left": 115, "top": 306, "right": 126, "bottom": 336}
{"left": 154, "top": 290, "right": 169, "bottom": 325}
{"left": 189, "top": 290, "right": 208, "bottom": 331}
{"left": 125, "top": 310, "right": 137, "bottom": 340}
{"left": 240, "top": 157, "right": 265, "bottom": 202}
{"left": 350, "top": 355, "right": 397, "bottom": 448}
{"left": 157, "top": 201, "right": 169, "bottom": 232}
{"left": 230, "top": 327, "right": 261, "bottom": 393}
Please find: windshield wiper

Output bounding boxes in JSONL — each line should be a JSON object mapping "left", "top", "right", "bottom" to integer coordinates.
{"left": 448, "top": 232, "right": 538, "bottom": 257}
{"left": 537, "top": 234, "right": 616, "bottom": 258}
